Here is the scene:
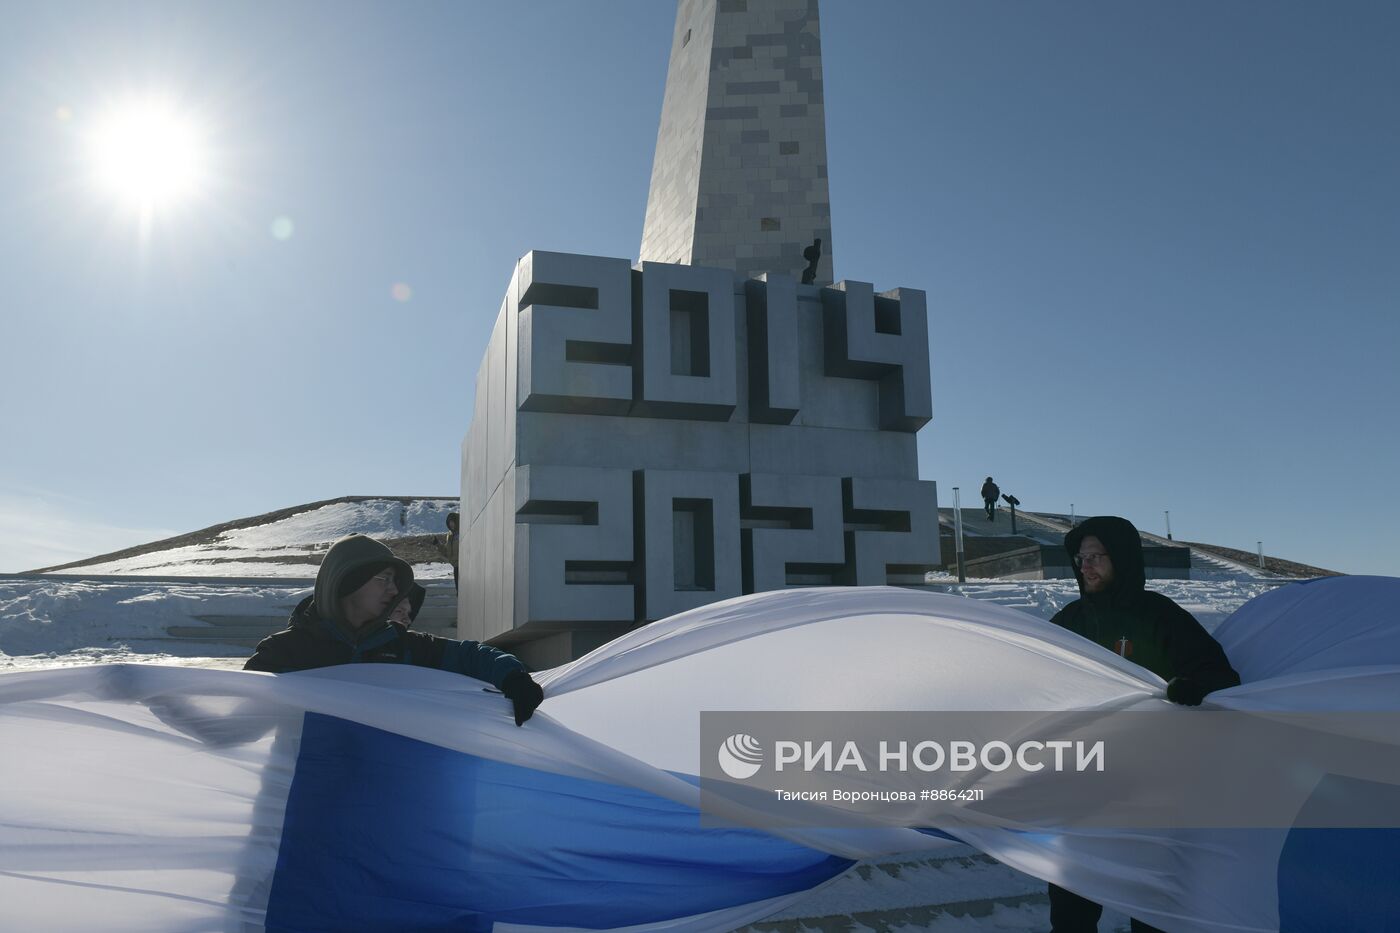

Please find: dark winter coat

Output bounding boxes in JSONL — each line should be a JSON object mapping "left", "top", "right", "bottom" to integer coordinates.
{"left": 243, "top": 532, "right": 523, "bottom": 686}
{"left": 1050, "top": 516, "right": 1240, "bottom": 694}
{"left": 981, "top": 481, "right": 1000, "bottom": 503}
{"left": 244, "top": 594, "right": 524, "bottom": 686}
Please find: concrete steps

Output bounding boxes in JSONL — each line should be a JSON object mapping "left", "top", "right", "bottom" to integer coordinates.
{"left": 1014, "top": 512, "right": 1277, "bottom": 581}
{"left": 731, "top": 845, "right": 1138, "bottom": 932}
{"left": 170, "top": 621, "right": 289, "bottom": 645}
{"left": 733, "top": 848, "right": 1041, "bottom": 932}
{"left": 1134, "top": 527, "right": 1275, "bottom": 579}
{"left": 175, "top": 605, "right": 301, "bottom": 648}
{"left": 738, "top": 893, "right": 1049, "bottom": 932}
{"left": 940, "top": 508, "right": 1061, "bottom": 545}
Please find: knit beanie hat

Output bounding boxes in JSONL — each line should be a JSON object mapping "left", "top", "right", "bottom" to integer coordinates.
{"left": 389, "top": 583, "right": 428, "bottom": 623}
{"left": 337, "top": 560, "right": 393, "bottom": 599}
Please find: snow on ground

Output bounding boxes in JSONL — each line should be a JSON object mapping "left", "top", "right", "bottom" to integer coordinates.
{"left": 64, "top": 498, "right": 457, "bottom": 576}
{"left": 917, "top": 577, "right": 1273, "bottom": 633}
{"left": 404, "top": 561, "right": 455, "bottom": 580}
{"left": 0, "top": 575, "right": 1274, "bottom": 672}
{"left": 61, "top": 554, "right": 325, "bottom": 577}
{"left": 0, "top": 578, "right": 308, "bottom": 669}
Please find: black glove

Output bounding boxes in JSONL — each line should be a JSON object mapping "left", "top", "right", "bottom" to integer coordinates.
{"left": 1166, "top": 676, "right": 1208, "bottom": 706}
{"left": 501, "top": 670, "right": 544, "bottom": 726}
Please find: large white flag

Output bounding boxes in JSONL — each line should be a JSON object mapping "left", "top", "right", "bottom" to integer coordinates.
{"left": 1, "top": 579, "right": 1396, "bottom": 931}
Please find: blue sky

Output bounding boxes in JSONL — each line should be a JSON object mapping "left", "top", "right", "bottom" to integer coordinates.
{"left": 0, "top": 1, "right": 1395, "bottom": 575}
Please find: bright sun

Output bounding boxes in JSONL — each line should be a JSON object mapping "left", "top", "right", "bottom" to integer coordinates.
{"left": 88, "top": 98, "right": 207, "bottom": 211}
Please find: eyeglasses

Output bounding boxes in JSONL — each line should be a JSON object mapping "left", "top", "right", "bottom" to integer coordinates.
{"left": 1073, "top": 553, "right": 1109, "bottom": 568}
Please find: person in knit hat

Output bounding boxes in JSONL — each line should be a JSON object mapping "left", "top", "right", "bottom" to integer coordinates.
{"left": 244, "top": 533, "right": 543, "bottom": 726}
{"left": 388, "top": 583, "right": 427, "bottom": 629}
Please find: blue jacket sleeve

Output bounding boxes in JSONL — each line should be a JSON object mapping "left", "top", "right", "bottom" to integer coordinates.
{"left": 435, "top": 638, "right": 526, "bottom": 687}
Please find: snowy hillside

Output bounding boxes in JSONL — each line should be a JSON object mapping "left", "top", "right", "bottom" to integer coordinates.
{"left": 32, "top": 497, "right": 458, "bottom": 577}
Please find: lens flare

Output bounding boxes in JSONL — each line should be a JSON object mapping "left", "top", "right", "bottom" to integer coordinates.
{"left": 88, "top": 97, "right": 207, "bottom": 211}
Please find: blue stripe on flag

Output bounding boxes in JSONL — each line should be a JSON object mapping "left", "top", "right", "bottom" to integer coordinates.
{"left": 1277, "top": 775, "right": 1400, "bottom": 932}
{"left": 265, "top": 713, "right": 851, "bottom": 931}
{"left": 1278, "top": 828, "right": 1400, "bottom": 931}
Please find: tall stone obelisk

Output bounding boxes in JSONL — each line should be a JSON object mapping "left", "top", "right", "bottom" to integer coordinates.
{"left": 640, "top": 0, "right": 835, "bottom": 286}
{"left": 459, "top": 0, "right": 937, "bottom": 667}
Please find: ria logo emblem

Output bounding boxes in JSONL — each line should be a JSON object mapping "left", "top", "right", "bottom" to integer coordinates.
{"left": 717, "top": 733, "right": 763, "bottom": 779}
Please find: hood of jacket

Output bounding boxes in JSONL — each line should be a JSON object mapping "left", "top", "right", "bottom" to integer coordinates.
{"left": 312, "top": 534, "right": 414, "bottom": 628}
{"left": 1064, "top": 515, "right": 1146, "bottom": 604}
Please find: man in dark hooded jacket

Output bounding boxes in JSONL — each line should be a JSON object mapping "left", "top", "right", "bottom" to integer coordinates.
{"left": 245, "top": 533, "right": 543, "bottom": 726}
{"left": 1046, "top": 515, "right": 1240, "bottom": 932}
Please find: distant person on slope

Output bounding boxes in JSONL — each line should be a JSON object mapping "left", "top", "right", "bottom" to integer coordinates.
{"left": 1045, "top": 515, "right": 1241, "bottom": 933}
{"left": 980, "top": 477, "right": 1000, "bottom": 521}
{"left": 244, "top": 534, "right": 543, "bottom": 726}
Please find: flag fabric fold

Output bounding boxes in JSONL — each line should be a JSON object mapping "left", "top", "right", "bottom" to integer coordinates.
{"left": 1, "top": 579, "right": 1396, "bottom": 931}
